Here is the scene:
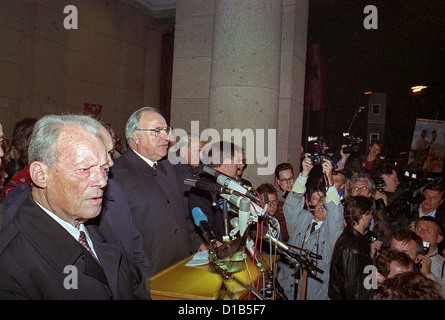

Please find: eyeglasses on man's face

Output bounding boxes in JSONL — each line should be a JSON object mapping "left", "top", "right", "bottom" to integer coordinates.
{"left": 352, "top": 186, "right": 370, "bottom": 192}
{"left": 136, "top": 127, "right": 172, "bottom": 137}
{"left": 279, "top": 176, "right": 295, "bottom": 184}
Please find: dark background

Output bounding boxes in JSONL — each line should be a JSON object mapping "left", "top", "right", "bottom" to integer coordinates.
{"left": 305, "top": 0, "right": 444, "bottom": 163}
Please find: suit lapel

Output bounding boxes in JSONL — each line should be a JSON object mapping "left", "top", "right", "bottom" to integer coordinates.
{"left": 125, "top": 148, "right": 158, "bottom": 176}
{"left": 87, "top": 224, "right": 123, "bottom": 297}
{"left": 14, "top": 194, "right": 110, "bottom": 286}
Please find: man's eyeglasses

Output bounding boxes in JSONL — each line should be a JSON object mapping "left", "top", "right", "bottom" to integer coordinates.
{"left": 352, "top": 186, "right": 369, "bottom": 192}
{"left": 279, "top": 177, "right": 295, "bottom": 184}
{"left": 266, "top": 200, "right": 278, "bottom": 206}
{"left": 136, "top": 127, "right": 172, "bottom": 137}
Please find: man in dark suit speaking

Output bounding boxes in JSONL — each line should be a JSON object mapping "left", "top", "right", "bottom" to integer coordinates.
{"left": 0, "top": 114, "right": 149, "bottom": 299}
{"left": 110, "top": 107, "right": 202, "bottom": 277}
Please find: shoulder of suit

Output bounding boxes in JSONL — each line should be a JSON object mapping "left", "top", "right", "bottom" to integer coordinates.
{"left": 0, "top": 214, "right": 22, "bottom": 256}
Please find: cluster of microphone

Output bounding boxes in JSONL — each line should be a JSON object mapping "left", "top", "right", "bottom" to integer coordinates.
{"left": 186, "top": 165, "right": 292, "bottom": 256}
{"left": 187, "top": 167, "right": 324, "bottom": 300}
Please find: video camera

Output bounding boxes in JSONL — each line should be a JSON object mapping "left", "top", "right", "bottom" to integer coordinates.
{"left": 341, "top": 132, "right": 362, "bottom": 154}
{"left": 371, "top": 171, "right": 442, "bottom": 222}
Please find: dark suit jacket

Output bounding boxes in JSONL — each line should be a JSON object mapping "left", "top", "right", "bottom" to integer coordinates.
{"left": 187, "top": 173, "right": 226, "bottom": 242}
{"left": 0, "top": 204, "right": 4, "bottom": 232}
{"left": 96, "top": 180, "right": 151, "bottom": 281}
{"left": 2, "top": 182, "right": 151, "bottom": 282}
{"left": 0, "top": 194, "right": 149, "bottom": 300}
{"left": 110, "top": 148, "right": 198, "bottom": 276}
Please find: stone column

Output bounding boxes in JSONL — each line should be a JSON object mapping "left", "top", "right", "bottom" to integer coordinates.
{"left": 208, "top": 0, "right": 283, "bottom": 183}
{"left": 171, "top": 0, "right": 308, "bottom": 186}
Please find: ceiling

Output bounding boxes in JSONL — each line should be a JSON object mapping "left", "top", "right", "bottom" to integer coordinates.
{"left": 134, "top": 0, "right": 176, "bottom": 12}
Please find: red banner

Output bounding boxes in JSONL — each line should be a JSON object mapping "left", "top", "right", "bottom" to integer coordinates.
{"left": 305, "top": 43, "right": 325, "bottom": 112}
{"left": 84, "top": 103, "right": 102, "bottom": 120}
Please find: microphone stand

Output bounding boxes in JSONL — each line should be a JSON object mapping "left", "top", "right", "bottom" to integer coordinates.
{"left": 220, "top": 198, "right": 230, "bottom": 243}
{"left": 347, "top": 105, "right": 365, "bottom": 134}
{"left": 210, "top": 242, "right": 266, "bottom": 300}
{"left": 244, "top": 234, "right": 288, "bottom": 300}
{"left": 188, "top": 178, "right": 266, "bottom": 299}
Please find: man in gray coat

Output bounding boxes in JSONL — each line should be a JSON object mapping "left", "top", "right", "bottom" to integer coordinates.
{"left": 278, "top": 154, "right": 344, "bottom": 300}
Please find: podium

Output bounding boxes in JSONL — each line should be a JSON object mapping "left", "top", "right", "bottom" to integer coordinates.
{"left": 150, "top": 252, "right": 276, "bottom": 300}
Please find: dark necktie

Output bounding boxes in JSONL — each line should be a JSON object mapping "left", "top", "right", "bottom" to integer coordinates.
{"left": 310, "top": 221, "right": 317, "bottom": 235}
{"left": 152, "top": 162, "right": 158, "bottom": 170}
{"left": 78, "top": 231, "right": 101, "bottom": 265}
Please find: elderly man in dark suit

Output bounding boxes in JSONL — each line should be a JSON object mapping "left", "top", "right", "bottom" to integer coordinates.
{"left": 0, "top": 114, "right": 149, "bottom": 299}
{"left": 2, "top": 124, "right": 151, "bottom": 282}
{"left": 110, "top": 107, "right": 202, "bottom": 277}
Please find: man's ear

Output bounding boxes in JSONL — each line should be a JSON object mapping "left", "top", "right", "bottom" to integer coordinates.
{"left": 30, "top": 161, "right": 48, "bottom": 189}
{"left": 305, "top": 194, "right": 310, "bottom": 209}
{"left": 131, "top": 130, "right": 140, "bottom": 145}
{"left": 274, "top": 178, "right": 281, "bottom": 191}
{"left": 438, "top": 233, "right": 444, "bottom": 245}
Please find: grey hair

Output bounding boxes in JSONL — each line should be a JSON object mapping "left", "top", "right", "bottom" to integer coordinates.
{"left": 347, "top": 174, "right": 376, "bottom": 196}
{"left": 28, "top": 114, "right": 102, "bottom": 168}
{"left": 125, "top": 107, "right": 162, "bottom": 144}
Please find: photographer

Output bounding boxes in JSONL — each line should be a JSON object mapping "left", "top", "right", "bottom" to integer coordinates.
{"left": 278, "top": 154, "right": 344, "bottom": 300}
{"left": 370, "top": 163, "right": 408, "bottom": 232}
{"left": 391, "top": 183, "right": 445, "bottom": 241}
{"left": 413, "top": 216, "right": 445, "bottom": 297}
{"left": 306, "top": 136, "right": 348, "bottom": 190}
{"left": 373, "top": 163, "right": 400, "bottom": 204}
{"left": 390, "top": 226, "right": 445, "bottom": 298}
{"left": 347, "top": 140, "right": 383, "bottom": 176}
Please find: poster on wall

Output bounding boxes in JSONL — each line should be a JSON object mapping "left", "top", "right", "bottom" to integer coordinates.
{"left": 84, "top": 103, "right": 102, "bottom": 120}
{"left": 407, "top": 118, "right": 445, "bottom": 173}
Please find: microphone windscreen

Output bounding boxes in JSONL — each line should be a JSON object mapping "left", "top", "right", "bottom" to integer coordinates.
{"left": 183, "top": 178, "right": 196, "bottom": 186}
{"left": 203, "top": 165, "right": 218, "bottom": 176}
{"left": 192, "top": 207, "right": 208, "bottom": 226}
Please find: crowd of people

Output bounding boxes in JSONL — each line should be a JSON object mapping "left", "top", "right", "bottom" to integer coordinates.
{"left": 0, "top": 108, "right": 444, "bottom": 300}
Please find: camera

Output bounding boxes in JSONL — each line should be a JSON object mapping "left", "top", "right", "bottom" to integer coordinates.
{"left": 341, "top": 132, "right": 362, "bottom": 154}
{"left": 414, "top": 241, "right": 430, "bottom": 272}
{"left": 422, "top": 241, "right": 430, "bottom": 255}
{"left": 307, "top": 136, "right": 336, "bottom": 167}
{"left": 372, "top": 171, "right": 442, "bottom": 222}
{"left": 372, "top": 176, "right": 386, "bottom": 193}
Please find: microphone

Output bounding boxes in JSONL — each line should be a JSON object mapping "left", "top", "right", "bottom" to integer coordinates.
{"left": 263, "top": 233, "right": 290, "bottom": 251}
{"left": 238, "top": 197, "right": 250, "bottom": 236}
{"left": 192, "top": 207, "right": 221, "bottom": 258}
{"left": 184, "top": 178, "right": 234, "bottom": 195}
{"left": 220, "top": 193, "right": 267, "bottom": 218}
{"left": 262, "top": 233, "right": 323, "bottom": 264}
{"left": 203, "top": 166, "right": 260, "bottom": 204}
{"left": 192, "top": 207, "right": 217, "bottom": 245}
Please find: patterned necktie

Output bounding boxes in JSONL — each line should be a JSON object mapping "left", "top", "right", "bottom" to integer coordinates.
{"left": 78, "top": 231, "right": 101, "bottom": 265}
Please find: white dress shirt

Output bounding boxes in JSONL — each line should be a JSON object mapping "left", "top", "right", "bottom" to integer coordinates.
{"left": 34, "top": 199, "right": 100, "bottom": 261}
